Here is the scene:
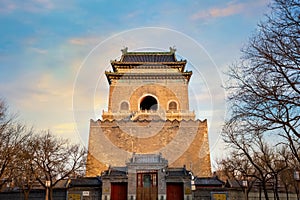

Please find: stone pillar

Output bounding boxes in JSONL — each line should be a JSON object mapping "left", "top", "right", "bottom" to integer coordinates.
{"left": 101, "top": 178, "right": 111, "bottom": 200}
{"left": 158, "top": 168, "right": 167, "bottom": 198}
{"left": 127, "top": 169, "right": 136, "bottom": 200}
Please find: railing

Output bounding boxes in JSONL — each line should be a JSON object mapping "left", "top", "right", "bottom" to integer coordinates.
{"left": 102, "top": 110, "right": 195, "bottom": 120}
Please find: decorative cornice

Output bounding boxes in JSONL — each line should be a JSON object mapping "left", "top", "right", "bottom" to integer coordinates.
{"left": 111, "top": 61, "right": 187, "bottom": 65}
{"left": 105, "top": 71, "right": 192, "bottom": 84}
{"left": 110, "top": 61, "right": 187, "bottom": 72}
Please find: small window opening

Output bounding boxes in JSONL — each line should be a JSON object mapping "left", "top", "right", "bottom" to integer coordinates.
{"left": 168, "top": 101, "right": 177, "bottom": 111}
{"left": 120, "top": 101, "right": 129, "bottom": 111}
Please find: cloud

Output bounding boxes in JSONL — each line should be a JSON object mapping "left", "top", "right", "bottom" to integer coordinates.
{"left": 125, "top": 10, "right": 143, "bottom": 19}
{"left": 29, "top": 0, "right": 54, "bottom": 10}
{"left": 68, "top": 36, "right": 105, "bottom": 46}
{"left": 30, "top": 47, "right": 48, "bottom": 54}
{"left": 69, "top": 39, "right": 87, "bottom": 46}
{"left": 210, "top": 3, "right": 244, "bottom": 18}
{"left": 0, "top": 0, "right": 56, "bottom": 14}
{"left": 53, "top": 122, "right": 75, "bottom": 133}
{"left": 191, "top": 0, "right": 269, "bottom": 20}
{"left": 51, "top": 122, "right": 83, "bottom": 144}
{"left": 0, "top": 0, "right": 17, "bottom": 14}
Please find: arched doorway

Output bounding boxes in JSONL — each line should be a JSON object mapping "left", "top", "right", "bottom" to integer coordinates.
{"left": 140, "top": 96, "right": 158, "bottom": 111}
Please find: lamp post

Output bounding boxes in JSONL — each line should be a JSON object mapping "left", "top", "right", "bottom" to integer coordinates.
{"left": 294, "top": 171, "right": 300, "bottom": 199}
{"left": 242, "top": 180, "right": 248, "bottom": 200}
{"left": 189, "top": 172, "right": 196, "bottom": 191}
{"left": 294, "top": 171, "right": 299, "bottom": 180}
{"left": 45, "top": 180, "right": 50, "bottom": 200}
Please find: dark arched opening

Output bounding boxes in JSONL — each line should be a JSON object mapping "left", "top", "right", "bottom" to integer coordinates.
{"left": 140, "top": 96, "right": 158, "bottom": 111}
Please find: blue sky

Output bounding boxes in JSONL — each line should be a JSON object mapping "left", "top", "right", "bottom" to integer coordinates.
{"left": 0, "top": 0, "right": 270, "bottom": 166}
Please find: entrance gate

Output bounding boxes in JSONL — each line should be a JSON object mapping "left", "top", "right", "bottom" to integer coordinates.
{"left": 136, "top": 172, "right": 158, "bottom": 200}
{"left": 111, "top": 182, "right": 128, "bottom": 200}
{"left": 167, "top": 182, "right": 184, "bottom": 200}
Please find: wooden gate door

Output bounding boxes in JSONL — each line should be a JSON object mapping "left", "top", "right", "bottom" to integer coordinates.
{"left": 167, "top": 183, "right": 184, "bottom": 200}
{"left": 137, "top": 172, "right": 158, "bottom": 200}
{"left": 111, "top": 182, "right": 128, "bottom": 200}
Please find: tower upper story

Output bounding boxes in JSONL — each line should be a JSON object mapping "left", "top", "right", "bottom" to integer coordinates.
{"left": 102, "top": 47, "right": 195, "bottom": 121}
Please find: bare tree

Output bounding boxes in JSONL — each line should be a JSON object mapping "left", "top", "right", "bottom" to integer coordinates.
{"left": 279, "top": 168, "right": 297, "bottom": 199}
{"left": 0, "top": 100, "right": 87, "bottom": 200}
{"left": 29, "top": 131, "right": 86, "bottom": 200}
{"left": 285, "top": 154, "right": 300, "bottom": 199}
{"left": 222, "top": 119, "right": 290, "bottom": 200}
{"left": 13, "top": 134, "right": 39, "bottom": 200}
{"left": 0, "top": 101, "right": 31, "bottom": 190}
{"left": 223, "top": 1, "right": 300, "bottom": 198}
{"left": 225, "top": 0, "right": 300, "bottom": 162}
{"left": 218, "top": 153, "right": 256, "bottom": 200}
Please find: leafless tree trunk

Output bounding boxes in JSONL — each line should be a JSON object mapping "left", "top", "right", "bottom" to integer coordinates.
{"left": 225, "top": 0, "right": 300, "bottom": 162}
{"left": 221, "top": 119, "right": 289, "bottom": 200}
{"left": 222, "top": 1, "right": 300, "bottom": 199}
{"left": 0, "top": 100, "right": 32, "bottom": 191}
{"left": 29, "top": 131, "right": 86, "bottom": 200}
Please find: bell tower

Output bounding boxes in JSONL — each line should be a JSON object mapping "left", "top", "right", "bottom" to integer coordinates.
{"left": 102, "top": 47, "right": 195, "bottom": 121}
{"left": 86, "top": 48, "right": 211, "bottom": 177}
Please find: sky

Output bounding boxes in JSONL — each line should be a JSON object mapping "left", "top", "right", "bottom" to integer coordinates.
{"left": 0, "top": 0, "right": 270, "bottom": 168}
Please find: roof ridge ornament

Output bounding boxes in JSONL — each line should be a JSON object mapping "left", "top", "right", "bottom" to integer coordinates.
{"left": 121, "top": 47, "right": 128, "bottom": 55}
{"left": 169, "top": 46, "right": 176, "bottom": 53}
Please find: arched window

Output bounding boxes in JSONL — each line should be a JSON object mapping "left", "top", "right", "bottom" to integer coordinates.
{"left": 120, "top": 101, "right": 129, "bottom": 111}
{"left": 140, "top": 96, "right": 158, "bottom": 111}
{"left": 168, "top": 101, "right": 177, "bottom": 111}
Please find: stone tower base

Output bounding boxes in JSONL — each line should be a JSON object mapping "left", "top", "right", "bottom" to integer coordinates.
{"left": 86, "top": 119, "right": 211, "bottom": 177}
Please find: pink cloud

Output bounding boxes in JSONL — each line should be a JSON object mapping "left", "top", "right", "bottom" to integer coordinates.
{"left": 191, "top": 0, "right": 269, "bottom": 20}
{"left": 210, "top": 3, "right": 244, "bottom": 18}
